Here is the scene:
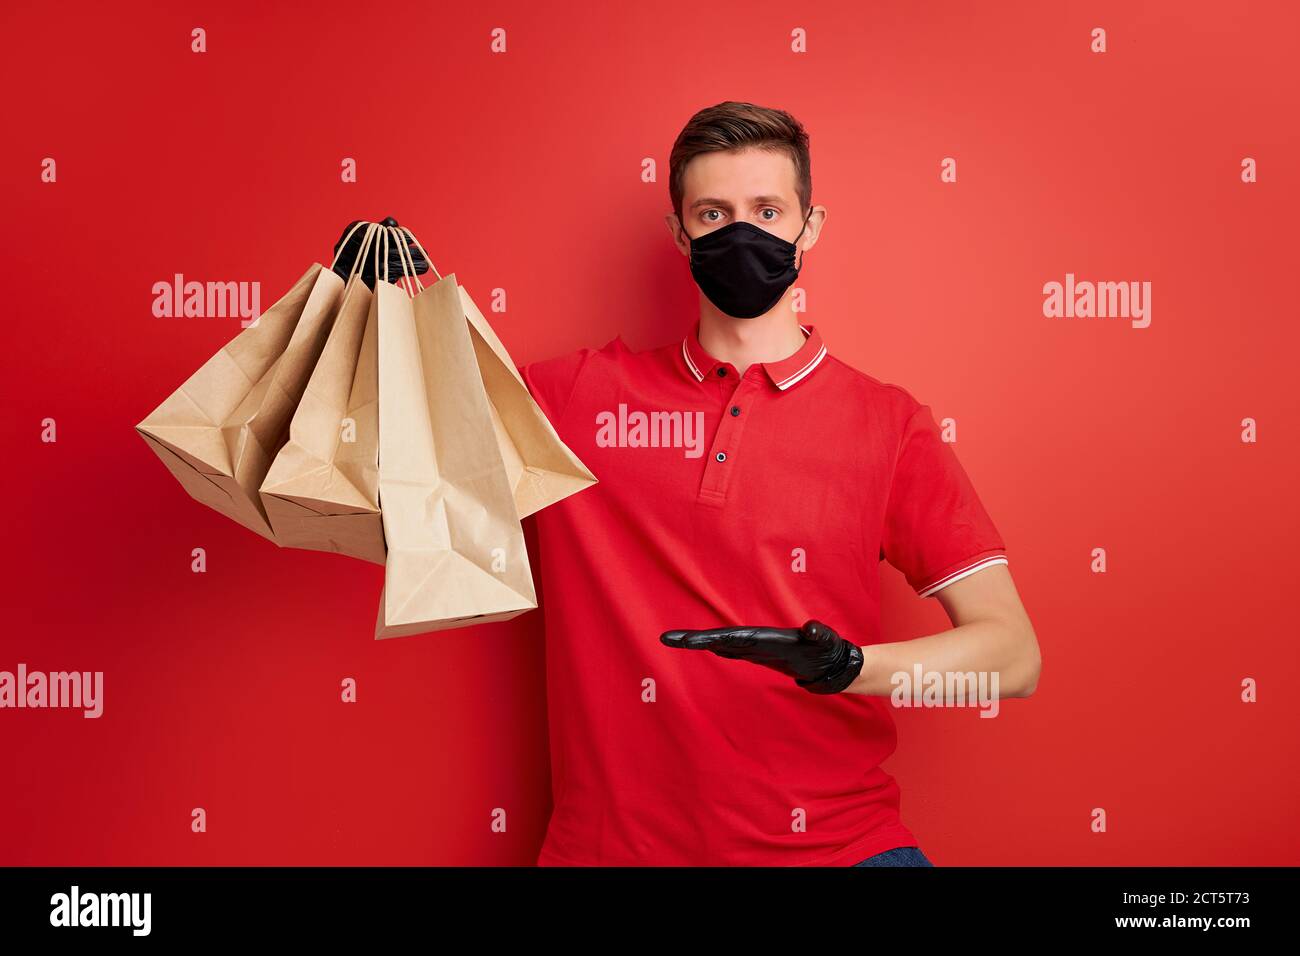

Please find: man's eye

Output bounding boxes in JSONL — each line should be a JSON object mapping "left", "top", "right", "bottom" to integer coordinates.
{"left": 703, "top": 210, "right": 721, "bottom": 222}
{"left": 760, "top": 208, "right": 777, "bottom": 220}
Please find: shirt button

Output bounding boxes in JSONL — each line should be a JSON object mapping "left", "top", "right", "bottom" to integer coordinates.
{"left": 730, "top": 405, "right": 741, "bottom": 416}
{"left": 715, "top": 451, "right": 727, "bottom": 462}
{"left": 716, "top": 367, "right": 727, "bottom": 377}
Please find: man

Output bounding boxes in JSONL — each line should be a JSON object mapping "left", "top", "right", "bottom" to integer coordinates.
{"left": 516, "top": 101, "right": 1039, "bottom": 867}
{"left": 335, "top": 101, "right": 1040, "bottom": 866}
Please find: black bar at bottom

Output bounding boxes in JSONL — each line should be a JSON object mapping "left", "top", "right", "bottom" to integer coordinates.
{"left": 0, "top": 866, "right": 1289, "bottom": 942}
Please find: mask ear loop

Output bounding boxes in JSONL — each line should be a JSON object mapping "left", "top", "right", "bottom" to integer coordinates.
{"left": 792, "top": 201, "right": 813, "bottom": 271}
{"left": 677, "top": 218, "right": 694, "bottom": 262}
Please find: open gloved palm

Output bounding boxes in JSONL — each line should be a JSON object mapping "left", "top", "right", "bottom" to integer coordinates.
{"left": 659, "top": 618, "right": 864, "bottom": 695}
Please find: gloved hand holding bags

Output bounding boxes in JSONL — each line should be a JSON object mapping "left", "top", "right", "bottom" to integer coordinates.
{"left": 136, "top": 219, "right": 598, "bottom": 638}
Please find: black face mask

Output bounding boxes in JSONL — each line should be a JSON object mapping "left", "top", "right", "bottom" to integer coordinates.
{"left": 683, "top": 205, "right": 813, "bottom": 319}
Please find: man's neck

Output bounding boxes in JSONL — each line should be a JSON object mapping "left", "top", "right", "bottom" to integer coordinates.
{"left": 698, "top": 309, "right": 807, "bottom": 378}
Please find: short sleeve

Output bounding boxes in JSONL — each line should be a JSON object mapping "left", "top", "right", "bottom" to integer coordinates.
{"left": 879, "top": 402, "right": 1008, "bottom": 597}
{"left": 517, "top": 346, "right": 597, "bottom": 426}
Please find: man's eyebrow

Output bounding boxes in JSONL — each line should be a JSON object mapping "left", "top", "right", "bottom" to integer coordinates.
{"left": 689, "top": 195, "right": 788, "bottom": 209}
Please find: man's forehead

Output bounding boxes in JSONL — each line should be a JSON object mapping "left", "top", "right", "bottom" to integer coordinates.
{"left": 680, "top": 148, "right": 800, "bottom": 205}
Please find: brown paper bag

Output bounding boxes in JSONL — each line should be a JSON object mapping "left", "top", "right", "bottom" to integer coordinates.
{"left": 399, "top": 227, "right": 597, "bottom": 520}
{"left": 136, "top": 256, "right": 347, "bottom": 542}
{"left": 258, "top": 223, "right": 384, "bottom": 564}
{"left": 373, "top": 235, "right": 538, "bottom": 639}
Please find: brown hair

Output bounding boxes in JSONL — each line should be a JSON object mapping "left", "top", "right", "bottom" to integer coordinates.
{"left": 667, "top": 101, "right": 812, "bottom": 223}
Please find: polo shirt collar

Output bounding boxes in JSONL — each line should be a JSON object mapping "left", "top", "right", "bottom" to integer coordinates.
{"left": 681, "top": 322, "right": 828, "bottom": 391}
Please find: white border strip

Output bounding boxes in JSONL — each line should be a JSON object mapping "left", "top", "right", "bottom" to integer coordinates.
{"left": 917, "top": 556, "right": 1008, "bottom": 597}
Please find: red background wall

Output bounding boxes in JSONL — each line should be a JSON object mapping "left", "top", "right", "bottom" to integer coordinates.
{"left": 2, "top": 0, "right": 1296, "bottom": 865}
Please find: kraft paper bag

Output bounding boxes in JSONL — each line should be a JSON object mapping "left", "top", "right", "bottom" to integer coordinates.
{"left": 374, "top": 259, "right": 538, "bottom": 639}
{"left": 458, "top": 282, "right": 597, "bottom": 518}
{"left": 398, "top": 227, "right": 597, "bottom": 520}
{"left": 136, "top": 260, "right": 347, "bottom": 542}
{"left": 259, "top": 224, "right": 384, "bottom": 564}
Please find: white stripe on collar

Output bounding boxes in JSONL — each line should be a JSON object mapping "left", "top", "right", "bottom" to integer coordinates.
{"left": 774, "top": 343, "right": 827, "bottom": 390}
{"left": 682, "top": 338, "right": 704, "bottom": 381}
{"left": 684, "top": 324, "right": 817, "bottom": 387}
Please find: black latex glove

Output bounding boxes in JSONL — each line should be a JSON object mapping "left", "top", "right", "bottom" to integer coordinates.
{"left": 331, "top": 217, "right": 430, "bottom": 290}
{"left": 660, "top": 618, "right": 865, "bottom": 695}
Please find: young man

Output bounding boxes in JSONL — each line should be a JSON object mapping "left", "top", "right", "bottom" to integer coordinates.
{"left": 514, "top": 101, "right": 1040, "bottom": 867}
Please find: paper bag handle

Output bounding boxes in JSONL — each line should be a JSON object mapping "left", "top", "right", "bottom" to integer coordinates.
{"left": 354, "top": 220, "right": 447, "bottom": 298}
{"left": 383, "top": 225, "right": 414, "bottom": 296}
{"left": 329, "top": 220, "right": 385, "bottom": 293}
{"left": 375, "top": 225, "right": 391, "bottom": 287}
{"left": 329, "top": 220, "right": 367, "bottom": 270}
{"left": 331, "top": 221, "right": 372, "bottom": 275}
{"left": 388, "top": 225, "right": 422, "bottom": 297}
{"left": 349, "top": 222, "right": 380, "bottom": 287}
{"left": 396, "top": 227, "right": 444, "bottom": 287}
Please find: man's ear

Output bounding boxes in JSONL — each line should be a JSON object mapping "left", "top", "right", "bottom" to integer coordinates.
{"left": 664, "top": 213, "right": 689, "bottom": 256}
{"left": 801, "top": 205, "right": 826, "bottom": 250}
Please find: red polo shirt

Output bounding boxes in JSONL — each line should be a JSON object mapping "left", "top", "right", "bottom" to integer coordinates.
{"left": 518, "top": 322, "right": 1008, "bottom": 866}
